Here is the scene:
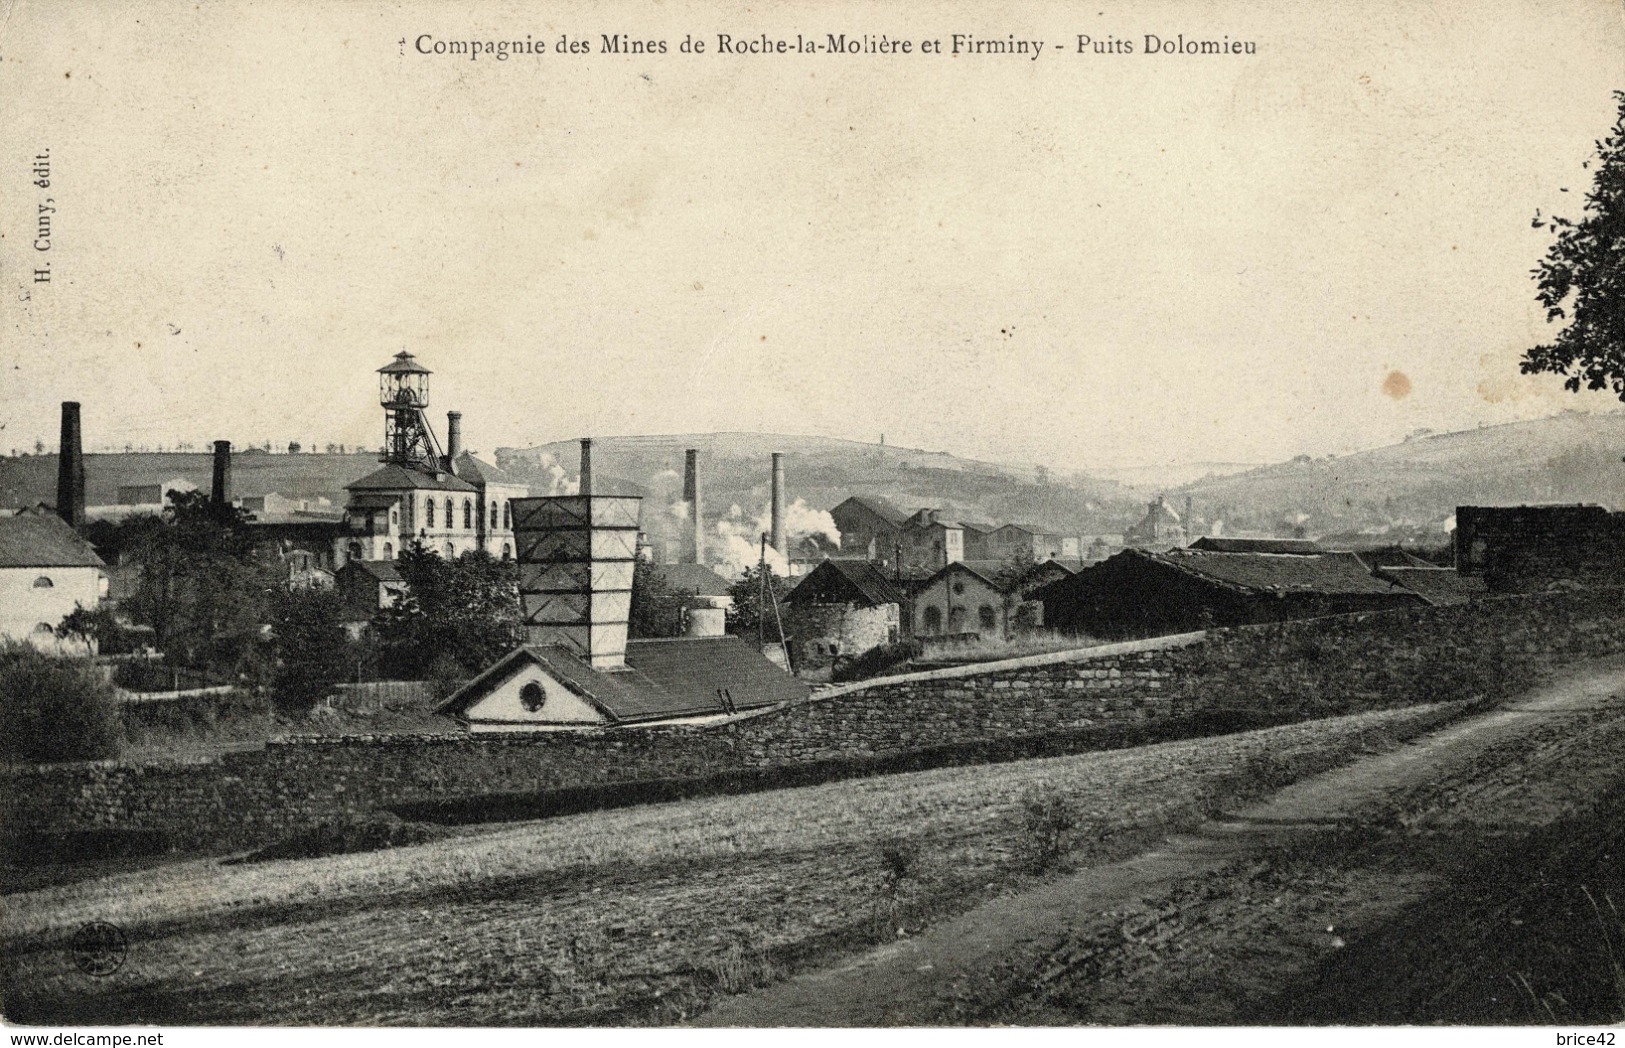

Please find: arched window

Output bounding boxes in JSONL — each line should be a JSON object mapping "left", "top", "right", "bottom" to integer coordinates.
{"left": 347, "top": 541, "right": 362, "bottom": 562}
{"left": 425, "top": 498, "right": 436, "bottom": 528}
{"left": 444, "top": 541, "right": 455, "bottom": 559}
{"left": 490, "top": 502, "right": 498, "bottom": 529}
{"left": 978, "top": 605, "right": 997, "bottom": 630}
{"left": 503, "top": 501, "right": 512, "bottom": 530}
{"left": 502, "top": 543, "right": 512, "bottom": 560}
{"left": 32, "top": 576, "right": 53, "bottom": 589}
{"left": 33, "top": 622, "right": 54, "bottom": 634}
{"left": 463, "top": 499, "right": 473, "bottom": 530}
{"left": 444, "top": 498, "right": 454, "bottom": 529}
{"left": 948, "top": 607, "right": 967, "bottom": 632}
{"left": 383, "top": 542, "right": 393, "bottom": 560}
{"left": 519, "top": 681, "right": 546, "bottom": 713}
{"left": 923, "top": 605, "right": 942, "bottom": 634}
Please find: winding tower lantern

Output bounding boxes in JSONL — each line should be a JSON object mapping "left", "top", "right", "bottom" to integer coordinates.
{"left": 377, "top": 351, "right": 444, "bottom": 472}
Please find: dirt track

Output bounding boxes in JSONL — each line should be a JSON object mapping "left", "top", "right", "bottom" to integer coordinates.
{"left": 697, "top": 658, "right": 1625, "bottom": 1026}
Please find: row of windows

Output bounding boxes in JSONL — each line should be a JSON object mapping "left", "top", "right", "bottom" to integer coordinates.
{"left": 419, "top": 497, "right": 514, "bottom": 532}
{"left": 920, "top": 605, "right": 999, "bottom": 632}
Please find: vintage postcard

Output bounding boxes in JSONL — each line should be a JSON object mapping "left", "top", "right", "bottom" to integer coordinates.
{"left": 3, "top": 0, "right": 1625, "bottom": 1035}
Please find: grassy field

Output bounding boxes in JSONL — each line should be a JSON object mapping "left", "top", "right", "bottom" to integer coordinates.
{"left": 3, "top": 700, "right": 1468, "bottom": 1026}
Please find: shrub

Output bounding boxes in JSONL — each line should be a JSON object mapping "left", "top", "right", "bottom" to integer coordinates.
{"left": 0, "top": 643, "right": 120, "bottom": 763}
{"left": 237, "top": 812, "right": 445, "bottom": 863}
{"left": 831, "top": 640, "right": 923, "bottom": 683}
{"left": 1018, "top": 787, "right": 1079, "bottom": 872}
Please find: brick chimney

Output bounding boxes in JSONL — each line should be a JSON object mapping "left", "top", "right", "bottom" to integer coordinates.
{"left": 445, "top": 411, "right": 463, "bottom": 471}
{"left": 211, "top": 440, "right": 233, "bottom": 508}
{"left": 56, "top": 402, "right": 84, "bottom": 529}
{"left": 771, "top": 452, "right": 787, "bottom": 554}
{"left": 683, "top": 448, "right": 703, "bottom": 564}
{"left": 579, "top": 437, "right": 593, "bottom": 496}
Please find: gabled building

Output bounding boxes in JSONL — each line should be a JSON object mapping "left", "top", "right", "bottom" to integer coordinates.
{"left": 830, "top": 495, "right": 909, "bottom": 561}
{"left": 437, "top": 636, "right": 808, "bottom": 731}
{"left": 986, "top": 523, "right": 1066, "bottom": 562}
{"left": 1455, "top": 504, "right": 1625, "bottom": 592}
{"left": 0, "top": 511, "right": 107, "bottom": 654}
{"left": 910, "top": 560, "right": 1026, "bottom": 639}
{"left": 780, "top": 559, "right": 906, "bottom": 673}
{"left": 1035, "top": 547, "right": 1423, "bottom": 640}
{"left": 333, "top": 354, "right": 526, "bottom": 568}
{"left": 1124, "top": 495, "right": 1187, "bottom": 549}
{"left": 897, "top": 509, "right": 965, "bottom": 574}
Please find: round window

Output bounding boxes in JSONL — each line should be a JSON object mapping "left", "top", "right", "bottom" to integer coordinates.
{"left": 519, "top": 681, "right": 546, "bottom": 713}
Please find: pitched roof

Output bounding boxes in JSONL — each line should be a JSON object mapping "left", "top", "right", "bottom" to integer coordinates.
{"left": 439, "top": 636, "right": 807, "bottom": 724}
{"left": 1153, "top": 549, "right": 1409, "bottom": 596}
{"left": 1375, "top": 566, "right": 1488, "bottom": 606}
{"left": 1188, "top": 536, "right": 1323, "bottom": 554}
{"left": 834, "top": 495, "right": 907, "bottom": 527}
{"left": 347, "top": 463, "right": 476, "bottom": 493}
{"left": 0, "top": 512, "right": 105, "bottom": 569}
{"left": 919, "top": 559, "right": 1008, "bottom": 593}
{"left": 451, "top": 452, "right": 520, "bottom": 486}
{"left": 784, "top": 558, "right": 905, "bottom": 607}
{"left": 345, "top": 559, "right": 405, "bottom": 583}
{"left": 998, "top": 522, "right": 1058, "bottom": 537}
{"left": 345, "top": 493, "right": 403, "bottom": 510}
{"left": 658, "top": 562, "right": 733, "bottom": 597}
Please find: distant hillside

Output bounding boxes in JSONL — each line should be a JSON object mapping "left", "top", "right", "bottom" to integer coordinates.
{"left": 0, "top": 451, "right": 382, "bottom": 512}
{"left": 497, "top": 433, "right": 1145, "bottom": 568}
{"left": 1179, "top": 410, "right": 1625, "bottom": 538}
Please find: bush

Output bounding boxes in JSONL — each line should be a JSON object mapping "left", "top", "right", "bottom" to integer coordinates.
{"left": 237, "top": 812, "right": 446, "bottom": 863}
{"left": 831, "top": 640, "right": 924, "bottom": 683}
{"left": 0, "top": 643, "right": 120, "bottom": 763}
{"left": 1018, "top": 787, "right": 1079, "bottom": 872}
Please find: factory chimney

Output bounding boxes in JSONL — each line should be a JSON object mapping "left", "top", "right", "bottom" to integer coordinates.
{"left": 445, "top": 411, "right": 463, "bottom": 471}
{"left": 211, "top": 441, "right": 233, "bottom": 508}
{"left": 683, "top": 449, "right": 703, "bottom": 565}
{"left": 55, "top": 402, "right": 85, "bottom": 529}
{"left": 771, "top": 452, "right": 787, "bottom": 555}
{"left": 579, "top": 438, "right": 593, "bottom": 496}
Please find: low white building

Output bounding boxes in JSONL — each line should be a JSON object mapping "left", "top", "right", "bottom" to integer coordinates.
{"left": 0, "top": 511, "right": 107, "bottom": 655}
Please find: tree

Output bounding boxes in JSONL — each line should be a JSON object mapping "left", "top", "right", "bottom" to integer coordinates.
{"left": 629, "top": 560, "right": 684, "bottom": 638}
{"left": 371, "top": 543, "right": 524, "bottom": 679}
{"left": 122, "top": 490, "right": 278, "bottom": 674}
{"left": 991, "top": 547, "right": 1039, "bottom": 638}
{"left": 726, "top": 563, "right": 787, "bottom": 640}
{"left": 268, "top": 588, "right": 351, "bottom": 713}
{"left": 1521, "top": 92, "right": 1625, "bottom": 399}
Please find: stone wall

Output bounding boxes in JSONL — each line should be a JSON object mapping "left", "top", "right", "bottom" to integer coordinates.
{"left": 7, "top": 587, "right": 1625, "bottom": 854}
{"left": 1456, "top": 505, "right": 1625, "bottom": 592}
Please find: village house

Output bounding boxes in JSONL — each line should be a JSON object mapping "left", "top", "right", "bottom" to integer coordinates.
{"left": 1455, "top": 504, "right": 1625, "bottom": 592}
{"left": 438, "top": 636, "right": 809, "bottom": 731}
{"left": 829, "top": 495, "right": 908, "bottom": 562}
{"left": 780, "top": 558, "right": 906, "bottom": 673}
{"left": 1123, "top": 495, "right": 1188, "bottom": 549}
{"left": 985, "top": 522, "right": 1067, "bottom": 562}
{"left": 897, "top": 509, "right": 966, "bottom": 574}
{"left": 909, "top": 560, "right": 1032, "bottom": 639}
{"left": 0, "top": 511, "right": 107, "bottom": 654}
{"left": 1035, "top": 547, "right": 1424, "bottom": 640}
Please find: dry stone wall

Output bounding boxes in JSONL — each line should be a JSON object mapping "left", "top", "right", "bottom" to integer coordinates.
{"left": 7, "top": 588, "right": 1625, "bottom": 854}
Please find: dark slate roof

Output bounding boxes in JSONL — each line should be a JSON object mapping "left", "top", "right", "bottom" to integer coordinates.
{"left": 836, "top": 495, "right": 908, "bottom": 526}
{"left": 345, "top": 493, "right": 402, "bottom": 510}
{"left": 958, "top": 521, "right": 995, "bottom": 534}
{"left": 1000, "top": 522, "right": 1058, "bottom": 536}
{"left": 1188, "top": 536, "right": 1322, "bottom": 555}
{"left": 1376, "top": 567, "right": 1488, "bottom": 606}
{"left": 658, "top": 563, "right": 733, "bottom": 597}
{"left": 0, "top": 512, "right": 106, "bottom": 568}
{"left": 921, "top": 559, "right": 1008, "bottom": 593}
{"left": 347, "top": 463, "right": 476, "bottom": 493}
{"left": 346, "top": 559, "right": 405, "bottom": 583}
{"left": 440, "top": 636, "right": 807, "bottom": 724}
{"left": 784, "top": 558, "right": 905, "bottom": 607}
{"left": 1155, "top": 549, "right": 1409, "bottom": 596}
{"left": 452, "top": 452, "right": 521, "bottom": 486}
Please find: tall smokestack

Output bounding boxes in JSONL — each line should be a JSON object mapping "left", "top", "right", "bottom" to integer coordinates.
{"left": 579, "top": 438, "right": 593, "bottom": 497}
{"left": 56, "top": 402, "right": 84, "bottom": 529}
{"left": 771, "top": 452, "right": 787, "bottom": 555}
{"left": 211, "top": 440, "right": 233, "bottom": 508}
{"left": 445, "top": 411, "right": 463, "bottom": 470}
{"left": 683, "top": 448, "right": 703, "bottom": 565}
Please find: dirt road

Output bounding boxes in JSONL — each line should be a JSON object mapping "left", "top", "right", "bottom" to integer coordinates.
{"left": 697, "top": 658, "right": 1625, "bottom": 1026}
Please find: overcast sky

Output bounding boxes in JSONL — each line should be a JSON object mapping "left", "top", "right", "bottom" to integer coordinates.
{"left": 4, "top": 0, "right": 1624, "bottom": 470}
